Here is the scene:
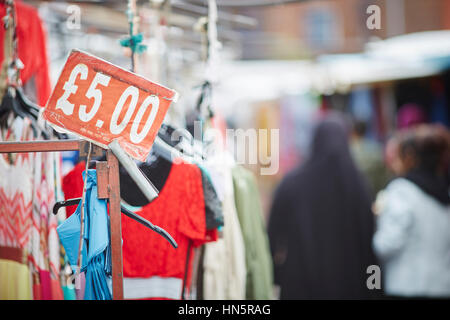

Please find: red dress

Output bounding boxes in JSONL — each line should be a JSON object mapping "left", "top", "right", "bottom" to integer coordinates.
{"left": 0, "top": 0, "right": 51, "bottom": 106}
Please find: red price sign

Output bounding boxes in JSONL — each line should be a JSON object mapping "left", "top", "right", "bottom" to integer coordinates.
{"left": 43, "top": 50, "right": 178, "bottom": 161}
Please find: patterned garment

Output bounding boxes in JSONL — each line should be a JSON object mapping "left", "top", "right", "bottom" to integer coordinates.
{"left": 0, "top": 117, "right": 34, "bottom": 250}
{"left": 0, "top": 115, "right": 63, "bottom": 300}
{"left": 30, "top": 145, "right": 62, "bottom": 299}
{"left": 0, "top": 117, "right": 34, "bottom": 300}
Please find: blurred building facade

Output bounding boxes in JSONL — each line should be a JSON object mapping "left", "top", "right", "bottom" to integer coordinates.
{"left": 238, "top": 0, "right": 450, "bottom": 59}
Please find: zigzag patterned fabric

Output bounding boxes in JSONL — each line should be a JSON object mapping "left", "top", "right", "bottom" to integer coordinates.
{"left": 0, "top": 115, "right": 62, "bottom": 299}
{"left": 0, "top": 117, "right": 34, "bottom": 250}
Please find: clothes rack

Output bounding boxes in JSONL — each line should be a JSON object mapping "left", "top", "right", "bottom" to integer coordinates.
{"left": 0, "top": 139, "right": 125, "bottom": 300}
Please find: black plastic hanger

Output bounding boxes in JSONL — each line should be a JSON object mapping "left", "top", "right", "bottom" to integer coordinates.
{"left": 0, "top": 88, "right": 39, "bottom": 137}
{"left": 15, "top": 87, "right": 53, "bottom": 140}
{"left": 53, "top": 197, "right": 178, "bottom": 249}
{"left": 195, "top": 81, "right": 214, "bottom": 119}
{"left": 16, "top": 86, "right": 39, "bottom": 119}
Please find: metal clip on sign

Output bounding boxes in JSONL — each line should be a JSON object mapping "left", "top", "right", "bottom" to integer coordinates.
{"left": 108, "top": 139, "right": 158, "bottom": 203}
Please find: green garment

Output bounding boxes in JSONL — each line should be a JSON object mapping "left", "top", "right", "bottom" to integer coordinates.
{"left": 62, "top": 285, "right": 76, "bottom": 300}
{"left": 232, "top": 165, "right": 274, "bottom": 300}
{"left": 350, "top": 139, "right": 390, "bottom": 197}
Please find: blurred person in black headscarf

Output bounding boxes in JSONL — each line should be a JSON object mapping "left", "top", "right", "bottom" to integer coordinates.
{"left": 268, "top": 112, "right": 380, "bottom": 299}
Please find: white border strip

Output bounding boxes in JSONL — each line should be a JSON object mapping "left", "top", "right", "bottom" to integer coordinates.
{"left": 123, "top": 276, "right": 182, "bottom": 300}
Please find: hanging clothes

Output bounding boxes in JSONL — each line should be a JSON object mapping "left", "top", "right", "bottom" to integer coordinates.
{"left": 61, "top": 158, "right": 219, "bottom": 300}
{"left": 0, "top": 116, "right": 34, "bottom": 249}
{"left": 119, "top": 156, "right": 173, "bottom": 207}
{"left": 56, "top": 201, "right": 88, "bottom": 300}
{"left": 202, "top": 151, "right": 246, "bottom": 300}
{"left": 47, "top": 152, "right": 63, "bottom": 299}
{"left": 232, "top": 165, "right": 274, "bottom": 300}
{"left": 62, "top": 161, "right": 86, "bottom": 218}
{"left": 83, "top": 169, "right": 112, "bottom": 300}
{"left": 0, "top": 0, "right": 51, "bottom": 106}
{"left": 57, "top": 169, "right": 112, "bottom": 300}
{"left": 0, "top": 258, "right": 32, "bottom": 299}
{"left": 61, "top": 280, "right": 76, "bottom": 300}
{"left": 0, "top": 115, "right": 64, "bottom": 300}
{"left": 121, "top": 161, "right": 217, "bottom": 300}
{"left": 198, "top": 164, "right": 224, "bottom": 231}
{"left": 185, "top": 164, "right": 223, "bottom": 299}
{"left": 116, "top": 150, "right": 223, "bottom": 299}
{"left": 54, "top": 149, "right": 72, "bottom": 300}
{"left": 0, "top": 116, "right": 34, "bottom": 299}
{"left": 0, "top": 2, "right": 64, "bottom": 300}
{"left": 30, "top": 150, "right": 63, "bottom": 300}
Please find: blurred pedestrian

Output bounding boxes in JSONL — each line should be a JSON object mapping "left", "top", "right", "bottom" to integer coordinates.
{"left": 384, "top": 133, "right": 404, "bottom": 177}
{"left": 373, "top": 124, "right": 450, "bottom": 298}
{"left": 350, "top": 119, "right": 389, "bottom": 197}
{"left": 268, "top": 112, "right": 379, "bottom": 299}
{"left": 372, "top": 131, "right": 408, "bottom": 217}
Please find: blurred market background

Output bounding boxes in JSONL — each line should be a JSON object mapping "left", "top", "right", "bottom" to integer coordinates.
{"left": 26, "top": 0, "right": 450, "bottom": 218}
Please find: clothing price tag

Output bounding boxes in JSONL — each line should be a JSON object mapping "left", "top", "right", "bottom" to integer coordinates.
{"left": 43, "top": 49, "right": 178, "bottom": 161}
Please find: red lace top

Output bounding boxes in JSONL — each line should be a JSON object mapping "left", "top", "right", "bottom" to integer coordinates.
{"left": 122, "top": 162, "right": 217, "bottom": 290}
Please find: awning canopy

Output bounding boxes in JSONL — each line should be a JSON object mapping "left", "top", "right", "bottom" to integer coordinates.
{"left": 317, "top": 30, "right": 450, "bottom": 91}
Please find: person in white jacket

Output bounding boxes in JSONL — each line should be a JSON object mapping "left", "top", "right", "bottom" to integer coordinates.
{"left": 373, "top": 125, "right": 450, "bottom": 298}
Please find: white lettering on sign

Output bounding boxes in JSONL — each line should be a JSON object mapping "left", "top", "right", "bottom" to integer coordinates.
{"left": 110, "top": 86, "right": 139, "bottom": 135}
{"left": 54, "top": 63, "right": 162, "bottom": 144}
{"left": 79, "top": 72, "right": 111, "bottom": 122}
{"left": 130, "top": 95, "right": 159, "bottom": 144}
{"left": 56, "top": 63, "right": 88, "bottom": 115}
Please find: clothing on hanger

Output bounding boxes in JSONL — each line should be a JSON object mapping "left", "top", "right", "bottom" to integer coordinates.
{"left": 198, "top": 164, "right": 223, "bottom": 231}
{"left": 201, "top": 151, "right": 246, "bottom": 300}
{"left": 62, "top": 162, "right": 87, "bottom": 218}
{"left": 0, "top": 258, "right": 32, "bottom": 299}
{"left": 0, "top": 0, "right": 51, "bottom": 106}
{"left": 31, "top": 150, "right": 63, "bottom": 300}
{"left": 118, "top": 132, "right": 223, "bottom": 230}
{"left": 0, "top": 116, "right": 34, "bottom": 249}
{"left": 57, "top": 169, "right": 112, "bottom": 300}
{"left": 232, "top": 165, "right": 273, "bottom": 300}
{"left": 0, "top": 113, "right": 64, "bottom": 300}
{"left": 0, "top": 116, "right": 34, "bottom": 299}
{"left": 61, "top": 159, "right": 218, "bottom": 300}
{"left": 121, "top": 161, "right": 217, "bottom": 300}
{"left": 120, "top": 156, "right": 173, "bottom": 207}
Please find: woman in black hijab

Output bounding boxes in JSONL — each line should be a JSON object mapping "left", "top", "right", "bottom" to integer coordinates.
{"left": 268, "top": 112, "right": 379, "bottom": 299}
